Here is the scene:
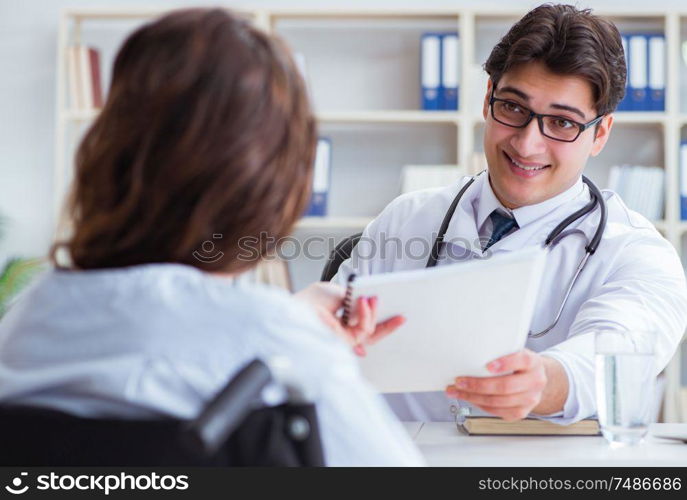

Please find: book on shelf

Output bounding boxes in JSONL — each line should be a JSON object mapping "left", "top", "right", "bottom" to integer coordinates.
{"left": 305, "top": 138, "right": 331, "bottom": 217}
{"left": 292, "top": 52, "right": 312, "bottom": 98}
{"left": 648, "top": 34, "right": 666, "bottom": 111}
{"left": 440, "top": 33, "right": 459, "bottom": 111}
{"left": 681, "top": 141, "right": 687, "bottom": 220}
{"left": 607, "top": 164, "right": 664, "bottom": 221}
{"left": 400, "top": 165, "right": 465, "bottom": 194}
{"left": 617, "top": 33, "right": 665, "bottom": 112}
{"left": 617, "top": 35, "right": 629, "bottom": 112}
{"left": 67, "top": 45, "right": 104, "bottom": 111}
{"left": 420, "top": 33, "right": 441, "bottom": 110}
{"left": 458, "top": 416, "right": 600, "bottom": 436}
{"left": 420, "top": 32, "right": 460, "bottom": 111}
{"left": 628, "top": 34, "right": 648, "bottom": 111}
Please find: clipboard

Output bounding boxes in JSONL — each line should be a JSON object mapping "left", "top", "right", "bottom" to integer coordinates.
{"left": 342, "top": 247, "right": 547, "bottom": 393}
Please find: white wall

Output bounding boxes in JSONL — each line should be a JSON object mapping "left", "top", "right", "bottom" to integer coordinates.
{"left": 1, "top": 0, "right": 685, "bottom": 263}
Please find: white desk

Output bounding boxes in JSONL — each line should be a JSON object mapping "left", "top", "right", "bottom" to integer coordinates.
{"left": 403, "top": 422, "right": 687, "bottom": 467}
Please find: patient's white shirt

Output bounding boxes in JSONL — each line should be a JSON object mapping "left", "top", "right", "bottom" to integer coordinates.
{"left": 0, "top": 263, "right": 423, "bottom": 466}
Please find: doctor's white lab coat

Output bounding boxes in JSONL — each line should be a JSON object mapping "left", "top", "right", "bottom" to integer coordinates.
{"left": 333, "top": 173, "right": 687, "bottom": 423}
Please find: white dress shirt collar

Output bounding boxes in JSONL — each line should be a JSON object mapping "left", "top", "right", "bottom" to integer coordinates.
{"left": 476, "top": 173, "right": 585, "bottom": 232}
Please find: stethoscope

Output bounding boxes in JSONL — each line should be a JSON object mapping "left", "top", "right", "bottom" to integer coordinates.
{"left": 426, "top": 171, "right": 608, "bottom": 338}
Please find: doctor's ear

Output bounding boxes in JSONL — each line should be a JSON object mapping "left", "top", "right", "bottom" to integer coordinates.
{"left": 589, "top": 114, "right": 613, "bottom": 157}
{"left": 482, "top": 79, "right": 493, "bottom": 120}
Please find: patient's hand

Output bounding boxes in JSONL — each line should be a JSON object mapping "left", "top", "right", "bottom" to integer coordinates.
{"left": 295, "top": 282, "right": 405, "bottom": 356}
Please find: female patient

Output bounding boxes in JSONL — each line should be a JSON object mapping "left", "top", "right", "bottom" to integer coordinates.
{"left": 0, "top": 9, "right": 422, "bottom": 466}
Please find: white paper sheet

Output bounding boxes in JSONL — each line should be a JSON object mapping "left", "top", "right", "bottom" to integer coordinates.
{"left": 351, "top": 247, "right": 547, "bottom": 392}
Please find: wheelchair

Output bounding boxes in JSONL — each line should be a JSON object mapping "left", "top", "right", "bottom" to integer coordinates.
{"left": 0, "top": 359, "right": 324, "bottom": 466}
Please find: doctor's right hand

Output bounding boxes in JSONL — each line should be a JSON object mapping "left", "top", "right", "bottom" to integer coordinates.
{"left": 295, "top": 282, "right": 405, "bottom": 356}
{"left": 445, "top": 349, "right": 553, "bottom": 421}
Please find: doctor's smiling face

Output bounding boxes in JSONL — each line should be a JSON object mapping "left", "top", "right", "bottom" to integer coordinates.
{"left": 482, "top": 61, "right": 614, "bottom": 209}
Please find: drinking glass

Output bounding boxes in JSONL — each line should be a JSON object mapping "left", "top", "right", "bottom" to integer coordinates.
{"left": 594, "top": 330, "right": 656, "bottom": 446}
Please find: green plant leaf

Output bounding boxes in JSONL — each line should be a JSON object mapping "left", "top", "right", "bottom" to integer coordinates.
{"left": 0, "top": 258, "right": 45, "bottom": 317}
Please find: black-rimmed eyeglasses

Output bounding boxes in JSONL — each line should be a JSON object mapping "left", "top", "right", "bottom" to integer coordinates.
{"left": 489, "top": 90, "right": 603, "bottom": 143}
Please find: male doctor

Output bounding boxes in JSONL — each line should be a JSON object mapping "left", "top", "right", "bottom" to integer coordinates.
{"left": 334, "top": 4, "right": 687, "bottom": 423}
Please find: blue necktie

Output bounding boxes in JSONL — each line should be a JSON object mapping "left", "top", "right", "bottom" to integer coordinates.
{"left": 484, "top": 210, "right": 518, "bottom": 250}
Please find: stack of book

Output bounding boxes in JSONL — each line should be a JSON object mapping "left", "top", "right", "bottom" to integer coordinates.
{"left": 253, "top": 258, "right": 292, "bottom": 291}
{"left": 617, "top": 33, "right": 665, "bottom": 111}
{"left": 607, "top": 165, "right": 664, "bottom": 221}
{"left": 469, "top": 152, "right": 488, "bottom": 176}
{"left": 420, "top": 32, "right": 459, "bottom": 110}
{"left": 236, "top": 258, "right": 292, "bottom": 292}
{"left": 400, "top": 165, "right": 464, "bottom": 194}
{"left": 67, "top": 45, "right": 103, "bottom": 110}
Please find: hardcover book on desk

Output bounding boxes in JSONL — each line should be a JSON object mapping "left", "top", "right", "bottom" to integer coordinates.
{"left": 458, "top": 417, "right": 600, "bottom": 436}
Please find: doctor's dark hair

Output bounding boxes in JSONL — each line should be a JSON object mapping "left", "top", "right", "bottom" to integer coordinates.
{"left": 53, "top": 8, "right": 316, "bottom": 272}
{"left": 483, "top": 4, "right": 626, "bottom": 116}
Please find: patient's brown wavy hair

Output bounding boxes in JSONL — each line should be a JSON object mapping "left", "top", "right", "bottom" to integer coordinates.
{"left": 53, "top": 8, "right": 316, "bottom": 273}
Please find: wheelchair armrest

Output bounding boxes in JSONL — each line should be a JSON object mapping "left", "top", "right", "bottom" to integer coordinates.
{"left": 183, "top": 358, "right": 272, "bottom": 456}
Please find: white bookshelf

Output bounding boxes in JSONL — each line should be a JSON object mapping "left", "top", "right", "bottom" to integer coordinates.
{"left": 54, "top": 6, "right": 687, "bottom": 421}
{"left": 470, "top": 113, "right": 669, "bottom": 126}
{"left": 60, "top": 109, "right": 461, "bottom": 125}
{"left": 318, "top": 110, "right": 461, "bottom": 124}
{"left": 298, "top": 216, "right": 373, "bottom": 229}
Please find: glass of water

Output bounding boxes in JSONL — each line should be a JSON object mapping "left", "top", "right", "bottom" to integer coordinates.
{"left": 595, "top": 330, "right": 656, "bottom": 446}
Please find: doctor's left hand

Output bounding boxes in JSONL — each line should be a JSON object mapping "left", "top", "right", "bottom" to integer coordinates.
{"left": 445, "top": 349, "right": 554, "bottom": 421}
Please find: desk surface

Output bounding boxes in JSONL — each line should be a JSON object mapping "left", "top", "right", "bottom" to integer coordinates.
{"left": 403, "top": 422, "right": 687, "bottom": 467}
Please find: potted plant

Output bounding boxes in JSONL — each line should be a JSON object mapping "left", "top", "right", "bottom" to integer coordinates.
{"left": 0, "top": 214, "right": 44, "bottom": 318}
